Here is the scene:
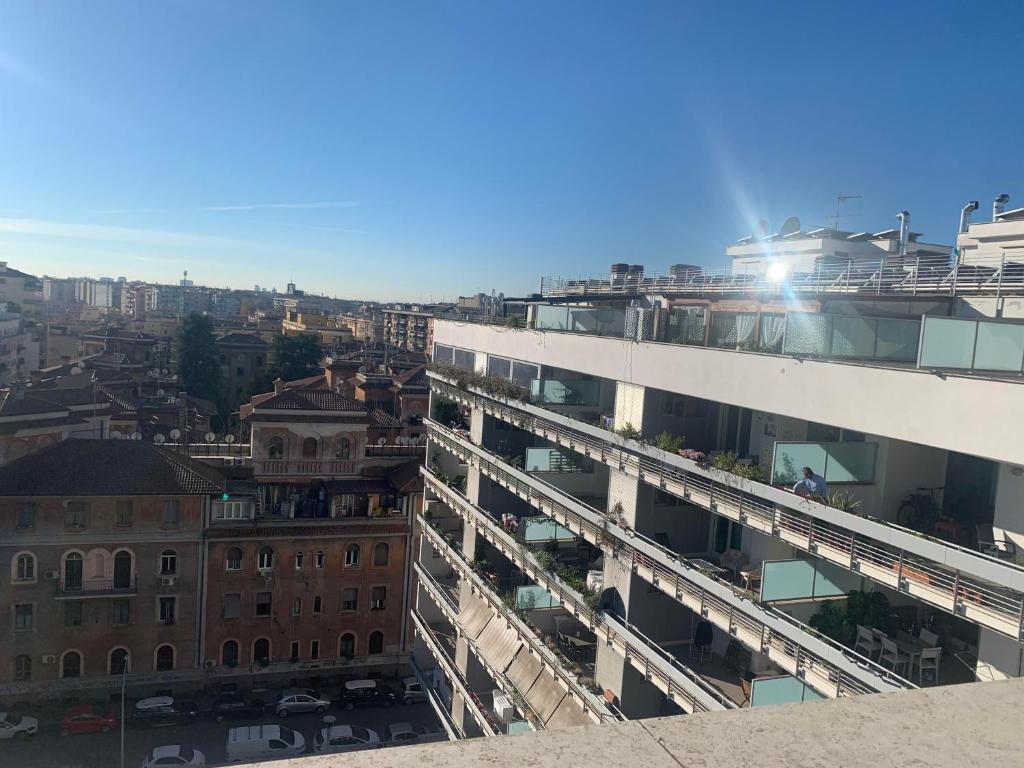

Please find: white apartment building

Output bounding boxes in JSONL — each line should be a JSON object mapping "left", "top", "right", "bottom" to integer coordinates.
{"left": 412, "top": 209, "right": 1024, "bottom": 737}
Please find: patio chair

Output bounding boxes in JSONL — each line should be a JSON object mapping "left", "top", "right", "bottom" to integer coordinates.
{"left": 976, "top": 525, "right": 1018, "bottom": 559}
{"left": 880, "top": 638, "right": 911, "bottom": 675}
{"left": 918, "top": 647, "right": 942, "bottom": 684}
{"left": 719, "top": 549, "right": 747, "bottom": 581}
{"left": 918, "top": 628, "right": 939, "bottom": 647}
{"left": 854, "top": 625, "right": 883, "bottom": 659}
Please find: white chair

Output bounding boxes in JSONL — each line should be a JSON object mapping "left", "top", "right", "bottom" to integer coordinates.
{"left": 918, "top": 647, "right": 942, "bottom": 684}
{"left": 880, "top": 638, "right": 911, "bottom": 675}
{"left": 854, "top": 625, "right": 883, "bottom": 659}
{"left": 918, "top": 628, "right": 939, "bottom": 647}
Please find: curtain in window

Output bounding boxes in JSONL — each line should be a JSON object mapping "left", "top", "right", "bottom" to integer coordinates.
{"left": 735, "top": 314, "right": 757, "bottom": 349}
{"left": 758, "top": 314, "right": 786, "bottom": 353}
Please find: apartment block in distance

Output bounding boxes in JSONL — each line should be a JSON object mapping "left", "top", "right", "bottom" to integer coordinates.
{"left": 411, "top": 201, "right": 1024, "bottom": 739}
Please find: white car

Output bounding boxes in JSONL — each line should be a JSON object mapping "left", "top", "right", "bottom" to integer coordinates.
{"left": 0, "top": 712, "right": 39, "bottom": 740}
{"left": 384, "top": 722, "right": 447, "bottom": 745}
{"left": 274, "top": 688, "right": 331, "bottom": 717}
{"left": 141, "top": 745, "right": 205, "bottom": 768}
{"left": 312, "top": 724, "right": 381, "bottom": 754}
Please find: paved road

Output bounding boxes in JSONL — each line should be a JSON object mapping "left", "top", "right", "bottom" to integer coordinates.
{"left": 0, "top": 701, "right": 443, "bottom": 768}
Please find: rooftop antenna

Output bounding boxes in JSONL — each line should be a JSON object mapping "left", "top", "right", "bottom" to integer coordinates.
{"left": 827, "top": 193, "right": 862, "bottom": 231}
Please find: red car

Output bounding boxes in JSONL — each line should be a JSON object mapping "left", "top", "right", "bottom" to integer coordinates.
{"left": 60, "top": 705, "right": 118, "bottom": 736}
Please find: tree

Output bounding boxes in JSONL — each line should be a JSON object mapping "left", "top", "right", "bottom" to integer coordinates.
{"left": 176, "top": 314, "right": 222, "bottom": 403}
{"left": 250, "top": 333, "right": 323, "bottom": 394}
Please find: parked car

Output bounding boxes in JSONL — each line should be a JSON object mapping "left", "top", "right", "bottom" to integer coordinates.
{"left": 274, "top": 688, "right": 331, "bottom": 717}
{"left": 384, "top": 721, "right": 448, "bottom": 745}
{"left": 0, "top": 712, "right": 38, "bottom": 740}
{"left": 141, "top": 745, "right": 205, "bottom": 768}
{"left": 400, "top": 676, "right": 427, "bottom": 705}
{"left": 225, "top": 725, "right": 305, "bottom": 763}
{"left": 131, "top": 697, "right": 201, "bottom": 728}
{"left": 60, "top": 705, "right": 118, "bottom": 736}
{"left": 209, "top": 694, "right": 267, "bottom": 722}
{"left": 312, "top": 724, "right": 381, "bottom": 754}
{"left": 335, "top": 679, "right": 397, "bottom": 711}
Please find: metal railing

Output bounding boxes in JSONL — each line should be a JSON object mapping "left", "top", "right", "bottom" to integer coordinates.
{"left": 57, "top": 575, "right": 137, "bottom": 596}
{"left": 422, "top": 470, "right": 733, "bottom": 714}
{"left": 255, "top": 459, "right": 360, "bottom": 475}
{"left": 540, "top": 252, "right": 1024, "bottom": 299}
{"left": 430, "top": 376, "right": 1024, "bottom": 641}
{"left": 425, "top": 420, "right": 910, "bottom": 699}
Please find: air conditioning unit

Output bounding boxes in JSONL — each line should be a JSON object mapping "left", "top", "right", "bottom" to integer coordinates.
{"left": 41, "top": 654, "right": 57, "bottom": 665}
{"left": 372, "top": 600, "right": 385, "bottom": 610}
{"left": 161, "top": 576, "right": 176, "bottom": 587}
{"left": 43, "top": 569, "right": 59, "bottom": 580}
{"left": 204, "top": 659, "right": 217, "bottom": 669}
{"left": 491, "top": 689, "right": 514, "bottom": 724}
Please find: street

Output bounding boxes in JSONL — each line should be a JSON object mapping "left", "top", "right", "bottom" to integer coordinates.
{"left": 0, "top": 700, "right": 443, "bottom": 768}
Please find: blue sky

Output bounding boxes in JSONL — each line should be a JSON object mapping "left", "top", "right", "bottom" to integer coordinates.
{"left": 1, "top": 2, "right": 1022, "bottom": 301}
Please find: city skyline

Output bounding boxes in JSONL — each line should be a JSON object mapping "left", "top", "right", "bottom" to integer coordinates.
{"left": 3, "top": 2, "right": 1023, "bottom": 300}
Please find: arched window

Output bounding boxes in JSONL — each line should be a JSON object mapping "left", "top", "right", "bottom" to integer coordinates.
{"left": 345, "top": 544, "right": 360, "bottom": 567}
{"left": 368, "top": 631, "right": 384, "bottom": 655}
{"left": 267, "top": 436, "right": 284, "bottom": 459}
{"left": 155, "top": 645, "right": 175, "bottom": 672}
{"left": 63, "top": 552, "right": 84, "bottom": 591}
{"left": 13, "top": 552, "right": 35, "bottom": 582}
{"left": 225, "top": 547, "right": 242, "bottom": 571}
{"left": 339, "top": 633, "right": 355, "bottom": 658}
{"left": 61, "top": 650, "right": 83, "bottom": 679}
{"left": 302, "top": 437, "right": 318, "bottom": 458}
{"left": 257, "top": 547, "right": 274, "bottom": 571}
{"left": 222, "top": 640, "right": 239, "bottom": 666}
{"left": 336, "top": 437, "right": 351, "bottom": 460}
{"left": 109, "top": 648, "right": 130, "bottom": 675}
{"left": 160, "top": 550, "right": 177, "bottom": 575}
{"left": 372, "top": 542, "right": 389, "bottom": 567}
{"left": 113, "top": 551, "right": 133, "bottom": 590}
{"left": 14, "top": 654, "right": 31, "bottom": 682}
{"left": 252, "top": 638, "right": 270, "bottom": 664}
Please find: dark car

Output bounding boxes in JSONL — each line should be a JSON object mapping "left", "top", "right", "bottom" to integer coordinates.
{"left": 335, "top": 680, "right": 397, "bottom": 711}
{"left": 209, "top": 694, "right": 267, "bottom": 722}
{"left": 130, "top": 696, "right": 201, "bottom": 728}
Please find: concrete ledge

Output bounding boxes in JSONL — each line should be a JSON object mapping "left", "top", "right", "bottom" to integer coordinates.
{"left": 237, "top": 678, "right": 1023, "bottom": 768}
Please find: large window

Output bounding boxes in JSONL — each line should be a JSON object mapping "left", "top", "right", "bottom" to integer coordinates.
{"left": 63, "top": 552, "right": 84, "bottom": 591}
{"left": 222, "top": 640, "right": 239, "bottom": 666}
{"left": 14, "top": 655, "right": 31, "bottom": 682}
{"left": 14, "top": 604, "right": 33, "bottom": 631}
{"left": 61, "top": 651, "right": 82, "bottom": 679}
{"left": 17, "top": 502, "right": 35, "bottom": 529}
{"left": 65, "top": 501, "right": 88, "bottom": 529}
{"left": 372, "top": 542, "right": 389, "bottom": 567}
{"left": 13, "top": 553, "right": 35, "bottom": 582}
{"left": 335, "top": 438, "right": 351, "bottom": 460}
{"left": 302, "top": 437, "right": 318, "bottom": 458}
{"left": 371, "top": 586, "right": 386, "bottom": 611}
{"left": 115, "top": 500, "right": 134, "bottom": 527}
{"left": 267, "top": 436, "right": 285, "bottom": 459}
{"left": 255, "top": 592, "right": 272, "bottom": 617}
{"left": 339, "top": 633, "right": 355, "bottom": 658}
{"left": 160, "top": 550, "right": 177, "bottom": 575}
{"left": 368, "top": 631, "right": 384, "bottom": 655}
{"left": 223, "top": 594, "right": 241, "bottom": 619}
{"left": 342, "top": 588, "right": 358, "bottom": 611}
{"left": 163, "top": 500, "right": 180, "bottom": 528}
{"left": 112, "top": 600, "right": 131, "bottom": 626}
{"left": 225, "top": 547, "right": 243, "bottom": 571}
{"left": 344, "top": 544, "right": 360, "bottom": 567}
{"left": 155, "top": 645, "right": 175, "bottom": 672}
{"left": 257, "top": 546, "right": 274, "bottom": 571}
{"left": 158, "top": 597, "right": 176, "bottom": 623}
{"left": 109, "top": 648, "right": 129, "bottom": 675}
{"left": 708, "top": 312, "right": 757, "bottom": 351}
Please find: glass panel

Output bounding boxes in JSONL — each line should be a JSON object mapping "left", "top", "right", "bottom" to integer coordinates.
{"left": 918, "top": 316, "right": 977, "bottom": 368}
{"left": 771, "top": 443, "right": 827, "bottom": 485}
{"left": 520, "top": 517, "right": 576, "bottom": 542}
{"left": 973, "top": 321, "right": 1024, "bottom": 372}
{"left": 525, "top": 447, "right": 593, "bottom": 473}
{"left": 874, "top": 317, "right": 920, "bottom": 361}
{"left": 759, "top": 559, "right": 860, "bottom": 602}
{"left": 516, "top": 585, "right": 560, "bottom": 609}
{"left": 707, "top": 313, "right": 739, "bottom": 349}
{"left": 530, "top": 378, "right": 600, "bottom": 406}
{"left": 568, "top": 307, "right": 625, "bottom": 335}
{"left": 830, "top": 315, "right": 876, "bottom": 357}
{"left": 782, "top": 312, "right": 830, "bottom": 356}
{"left": 826, "top": 442, "right": 877, "bottom": 483}
{"left": 452, "top": 348, "right": 475, "bottom": 370}
{"left": 433, "top": 344, "right": 453, "bottom": 364}
{"left": 511, "top": 361, "right": 540, "bottom": 388}
{"left": 534, "top": 305, "right": 570, "bottom": 330}
{"left": 749, "top": 676, "right": 825, "bottom": 707}
{"left": 486, "top": 356, "right": 512, "bottom": 379}
{"left": 666, "top": 306, "right": 706, "bottom": 346}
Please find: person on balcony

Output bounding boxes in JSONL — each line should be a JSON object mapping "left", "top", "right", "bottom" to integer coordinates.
{"left": 792, "top": 467, "right": 828, "bottom": 501}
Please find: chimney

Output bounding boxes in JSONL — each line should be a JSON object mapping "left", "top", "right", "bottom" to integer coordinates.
{"left": 0, "top": 261, "right": 7, "bottom": 272}
{"left": 896, "top": 211, "right": 911, "bottom": 258}
{"left": 273, "top": 377, "right": 285, "bottom": 394}
{"left": 959, "top": 201, "right": 980, "bottom": 233}
{"left": 993, "top": 193, "right": 1010, "bottom": 222}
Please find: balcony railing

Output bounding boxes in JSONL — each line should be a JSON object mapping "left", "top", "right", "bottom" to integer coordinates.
{"left": 530, "top": 378, "right": 602, "bottom": 406}
{"left": 57, "top": 574, "right": 138, "bottom": 597}
{"left": 918, "top": 315, "right": 1024, "bottom": 373}
{"left": 429, "top": 375, "right": 1024, "bottom": 641}
{"left": 426, "top": 419, "right": 911, "bottom": 699}
{"left": 770, "top": 441, "right": 878, "bottom": 485}
{"left": 525, "top": 447, "right": 594, "bottom": 473}
{"left": 255, "top": 459, "right": 359, "bottom": 475}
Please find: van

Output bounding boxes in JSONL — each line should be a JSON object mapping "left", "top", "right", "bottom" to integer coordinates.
{"left": 400, "top": 677, "right": 427, "bottom": 705}
{"left": 225, "top": 724, "right": 306, "bottom": 763}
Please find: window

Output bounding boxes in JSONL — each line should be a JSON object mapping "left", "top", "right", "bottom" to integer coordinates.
{"left": 155, "top": 644, "right": 175, "bottom": 671}
{"left": 63, "top": 552, "right": 83, "bottom": 590}
{"left": 14, "top": 604, "right": 33, "bottom": 631}
{"left": 290, "top": 641, "right": 300, "bottom": 661}
{"left": 257, "top": 547, "right": 274, "bottom": 571}
{"left": 372, "top": 542, "right": 389, "bottom": 567}
{"left": 313, "top": 595, "right": 322, "bottom": 615}
{"left": 14, "top": 655, "right": 31, "bottom": 682}
{"left": 14, "top": 553, "right": 35, "bottom": 582}
{"left": 113, "top": 551, "right": 133, "bottom": 589}
{"left": 160, "top": 550, "right": 177, "bottom": 575}
{"left": 225, "top": 547, "right": 242, "bottom": 571}
{"left": 61, "top": 651, "right": 82, "bottom": 679}
{"left": 64, "top": 602, "right": 83, "bottom": 628}
{"left": 339, "top": 633, "right": 355, "bottom": 658}
{"left": 336, "top": 437, "right": 351, "bottom": 460}
{"left": 344, "top": 544, "right": 360, "bottom": 567}
{"left": 255, "top": 592, "right": 272, "bottom": 617}
{"left": 236, "top": 366, "right": 245, "bottom": 377}
{"left": 253, "top": 638, "right": 270, "bottom": 664}
{"left": 223, "top": 593, "right": 241, "bottom": 619}
{"left": 310, "top": 640, "right": 320, "bottom": 660}
{"left": 158, "top": 597, "right": 176, "bottom": 623}
{"left": 112, "top": 599, "right": 131, "bottom": 625}
{"left": 302, "top": 437, "right": 318, "bottom": 458}
{"left": 222, "top": 640, "right": 239, "bottom": 666}
{"left": 368, "top": 631, "right": 384, "bottom": 654}
{"left": 370, "top": 586, "right": 386, "bottom": 611}
{"left": 115, "top": 500, "right": 134, "bottom": 527}
{"left": 342, "top": 588, "right": 358, "bottom": 611}
{"left": 215, "top": 501, "right": 253, "bottom": 520}
{"left": 109, "top": 648, "right": 129, "bottom": 675}
{"left": 17, "top": 502, "right": 36, "bottom": 529}
{"left": 267, "top": 436, "right": 284, "bottom": 459}
{"left": 294, "top": 552, "right": 305, "bottom": 570}
{"left": 65, "top": 501, "right": 88, "bottom": 529}
{"left": 162, "top": 500, "right": 180, "bottom": 528}
{"left": 291, "top": 597, "right": 302, "bottom": 616}
{"left": 314, "top": 551, "right": 324, "bottom": 569}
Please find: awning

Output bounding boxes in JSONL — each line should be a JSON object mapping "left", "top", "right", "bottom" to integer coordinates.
{"left": 475, "top": 618, "right": 522, "bottom": 672}
{"left": 524, "top": 671, "right": 569, "bottom": 723}
{"left": 506, "top": 647, "right": 543, "bottom": 695}
{"left": 458, "top": 594, "right": 494, "bottom": 640}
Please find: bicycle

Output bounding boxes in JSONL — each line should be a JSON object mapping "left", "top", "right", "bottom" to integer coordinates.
{"left": 897, "top": 485, "right": 944, "bottom": 533}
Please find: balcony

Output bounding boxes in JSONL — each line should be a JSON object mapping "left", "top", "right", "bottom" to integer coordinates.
{"left": 918, "top": 315, "right": 1024, "bottom": 374}
{"left": 429, "top": 376, "right": 1024, "bottom": 642}
{"left": 56, "top": 574, "right": 138, "bottom": 598}
{"left": 255, "top": 459, "right": 359, "bottom": 475}
{"left": 530, "top": 378, "right": 602, "bottom": 407}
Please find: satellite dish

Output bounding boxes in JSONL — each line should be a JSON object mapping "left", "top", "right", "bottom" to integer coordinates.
{"left": 397, "top": 436, "right": 407, "bottom": 446}
{"left": 205, "top": 432, "right": 216, "bottom": 443}
{"left": 133, "top": 433, "right": 142, "bottom": 440}
{"left": 410, "top": 435, "right": 420, "bottom": 445}
{"left": 225, "top": 434, "right": 236, "bottom": 444}
{"left": 154, "top": 434, "right": 165, "bottom": 444}
{"left": 161, "top": 368, "right": 170, "bottom": 375}
{"left": 780, "top": 216, "right": 801, "bottom": 236}
{"left": 70, "top": 367, "right": 83, "bottom": 375}
{"left": 111, "top": 431, "right": 123, "bottom": 440}
{"left": 169, "top": 429, "right": 181, "bottom": 441}
{"left": 377, "top": 436, "right": 387, "bottom": 446}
